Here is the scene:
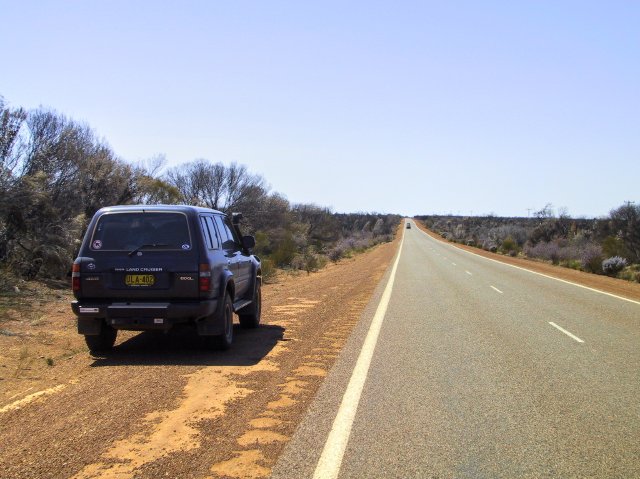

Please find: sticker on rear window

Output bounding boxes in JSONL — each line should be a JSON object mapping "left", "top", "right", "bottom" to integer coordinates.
{"left": 182, "top": 244, "right": 191, "bottom": 250}
{"left": 92, "top": 240, "right": 102, "bottom": 250}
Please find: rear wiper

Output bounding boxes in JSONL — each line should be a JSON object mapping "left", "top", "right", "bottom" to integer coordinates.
{"left": 128, "top": 243, "right": 169, "bottom": 257}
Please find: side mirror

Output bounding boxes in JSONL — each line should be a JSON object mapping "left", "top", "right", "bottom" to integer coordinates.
{"left": 221, "top": 239, "right": 236, "bottom": 250}
{"left": 242, "top": 235, "right": 256, "bottom": 250}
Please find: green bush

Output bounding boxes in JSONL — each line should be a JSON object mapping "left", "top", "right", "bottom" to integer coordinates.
{"left": 271, "top": 233, "right": 296, "bottom": 267}
{"left": 602, "top": 236, "right": 627, "bottom": 258}
{"left": 560, "top": 259, "right": 582, "bottom": 270}
{"left": 500, "top": 236, "right": 517, "bottom": 255}
{"left": 260, "top": 258, "right": 277, "bottom": 283}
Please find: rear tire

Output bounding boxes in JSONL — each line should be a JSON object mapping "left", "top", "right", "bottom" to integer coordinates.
{"left": 239, "top": 279, "right": 261, "bottom": 329}
{"left": 85, "top": 323, "right": 117, "bottom": 353}
{"left": 214, "top": 293, "right": 234, "bottom": 350}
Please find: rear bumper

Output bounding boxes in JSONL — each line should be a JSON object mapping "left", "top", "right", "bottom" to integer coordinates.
{"left": 71, "top": 299, "right": 221, "bottom": 335}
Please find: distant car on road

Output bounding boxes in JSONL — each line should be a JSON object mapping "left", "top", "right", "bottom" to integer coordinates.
{"left": 71, "top": 205, "right": 262, "bottom": 353}
{"left": 406, "top": 223, "right": 411, "bottom": 229}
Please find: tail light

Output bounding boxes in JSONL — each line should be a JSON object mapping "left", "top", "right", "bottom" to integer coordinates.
{"left": 199, "top": 263, "right": 212, "bottom": 292}
{"left": 72, "top": 263, "right": 81, "bottom": 292}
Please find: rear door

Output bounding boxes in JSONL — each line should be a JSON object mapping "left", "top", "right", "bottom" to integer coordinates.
{"left": 213, "top": 215, "right": 251, "bottom": 298}
{"left": 78, "top": 211, "right": 200, "bottom": 299}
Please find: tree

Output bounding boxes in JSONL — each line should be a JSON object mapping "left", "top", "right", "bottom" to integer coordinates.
{"left": 609, "top": 202, "right": 640, "bottom": 262}
{"left": 165, "top": 160, "right": 267, "bottom": 213}
{"left": 0, "top": 96, "right": 27, "bottom": 186}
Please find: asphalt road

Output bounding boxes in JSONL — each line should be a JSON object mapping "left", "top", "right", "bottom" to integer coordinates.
{"left": 272, "top": 221, "right": 640, "bottom": 478}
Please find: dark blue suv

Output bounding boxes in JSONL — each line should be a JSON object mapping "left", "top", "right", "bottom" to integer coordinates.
{"left": 71, "top": 205, "right": 261, "bottom": 352}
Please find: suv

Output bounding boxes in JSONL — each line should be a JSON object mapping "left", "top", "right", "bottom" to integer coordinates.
{"left": 71, "top": 205, "right": 261, "bottom": 352}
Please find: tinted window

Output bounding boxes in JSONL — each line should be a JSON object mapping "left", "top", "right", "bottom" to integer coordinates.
{"left": 223, "top": 217, "right": 241, "bottom": 243}
{"left": 214, "top": 216, "right": 236, "bottom": 250}
{"left": 200, "top": 217, "right": 214, "bottom": 249}
{"left": 205, "top": 216, "right": 221, "bottom": 249}
{"left": 90, "top": 212, "right": 192, "bottom": 251}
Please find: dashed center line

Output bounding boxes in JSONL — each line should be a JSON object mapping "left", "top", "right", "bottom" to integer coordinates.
{"left": 451, "top": 262, "right": 457, "bottom": 266}
{"left": 549, "top": 322, "right": 584, "bottom": 343}
{"left": 465, "top": 271, "right": 472, "bottom": 276}
{"left": 490, "top": 286, "right": 503, "bottom": 294}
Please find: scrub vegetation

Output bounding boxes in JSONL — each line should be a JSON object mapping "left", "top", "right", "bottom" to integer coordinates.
{"left": 0, "top": 95, "right": 399, "bottom": 290}
{"left": 416, "top": 202, "right": 640, "bottom": 283}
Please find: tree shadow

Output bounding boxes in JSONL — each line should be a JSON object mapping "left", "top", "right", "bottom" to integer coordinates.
{"left": 89, "top": 323, "right": 286, "bottom": 367}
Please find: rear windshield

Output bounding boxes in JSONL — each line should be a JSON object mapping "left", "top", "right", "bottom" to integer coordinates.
{"left": 89, "top": 212, "right": 192, "bottom": 251}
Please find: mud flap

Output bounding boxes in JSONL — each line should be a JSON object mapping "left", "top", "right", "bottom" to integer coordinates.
{"left": 78, "top": 318, "right": 103, "bottom": 335}
{"left": 196, "top": 310, "right": 225, "bottom": 336}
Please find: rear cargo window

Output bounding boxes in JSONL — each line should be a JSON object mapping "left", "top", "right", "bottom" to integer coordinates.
{"left": 90, "top": 212, "right": 192, "bottom": 251}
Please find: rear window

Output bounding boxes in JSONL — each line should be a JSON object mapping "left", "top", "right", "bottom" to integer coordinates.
{"left": 89, "top": 212, "right": 192, "bottom": 251}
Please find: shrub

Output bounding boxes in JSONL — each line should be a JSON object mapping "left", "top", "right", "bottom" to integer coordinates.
{"left": 260, "top": 258, "right": 276, "bottom": 283}
{"left": 581, "top": 243, "right": 603, "bottom": 273}
{"left": 602, "top": 236, "right": 628, "bottom": 259}
{"left": 302, "top": 252, "right": 324, "bottom": 273}
{"left": 524, "top": 241, "right": 560, "bottom": 264}
{"left": 0, "top": 268, "right": 16, "bottom": 292}
{"left": 500, "top": 236, "right": 517, "bottom": 255}
{"left": 560, "top": 259, "right": 582, "bottom": 270}
{"left": 482, "top": 240, "right": 497, "bottom": 252}
{"left": 328, "top": 245, "right": 345, "bottom": 262}
{"left": 602, "top": 256, "right": 628, "bottom": 276}
{"left": 617, "top": 268, "right": 638, "bottom": 282}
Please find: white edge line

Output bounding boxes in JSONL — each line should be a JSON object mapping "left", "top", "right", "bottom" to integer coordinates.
{"left": 490, "top": 286, "right": 503, "bottom": 294}
{"left": 549, "top": 322, "right": 585, "bottom": 343}
{"left": 415, "top": 226, "right": 640, "bottom": 306}
{"left": 312, "top": 228, "right": 405, "bottom": 479}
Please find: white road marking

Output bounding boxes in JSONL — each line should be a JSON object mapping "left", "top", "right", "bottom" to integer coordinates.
{"left": 313, "top": 228, "right": 405, "bottom": 479}
{"left": 465, "top": 271, "right": 473, "bottom": 276}
{"left": 549, "top": 322, "right": 585, "bottom": 343}
{"left": 452, "top": 262, "right": 457, "bottom": 266}
{"left": 415, "top": 226, "right": 640, "bottom": 306}
{"left": 490, "top": 286, "right": 503, "bottom": 294}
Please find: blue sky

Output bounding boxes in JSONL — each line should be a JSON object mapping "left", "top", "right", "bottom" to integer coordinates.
{"left": 1, "top": 1, "right": 638, "bottom": 217}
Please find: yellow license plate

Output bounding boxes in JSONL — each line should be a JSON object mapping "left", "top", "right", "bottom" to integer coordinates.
{"left": 125, "top": 274, "right": 155, "bottom": 286}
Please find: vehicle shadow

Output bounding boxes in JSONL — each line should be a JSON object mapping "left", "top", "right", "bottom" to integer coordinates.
{"left": 89, "top": 324, "right": 286, "bottom": 368}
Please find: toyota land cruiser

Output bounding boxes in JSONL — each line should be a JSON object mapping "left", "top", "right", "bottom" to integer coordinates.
{"left": 71, "top": 205, "right": 261, "bottom": 352}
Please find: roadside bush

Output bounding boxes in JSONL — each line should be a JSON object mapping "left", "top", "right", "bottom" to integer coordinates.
{"left": 291, "top": 251, "right": 326, "bottom": 273}
{"left": 524, "top": 241, "right": 560, "bottom": 264}
{"left": 260, "top": 258, "right": 276, "bottom": 283}
{"left": 602, "top": 236, "right": 629, "bottom": 259}
{"left": 602, "top": 256, "right": 627, "bottom": 276}
{"left": 560, "top": 259, "right": 582, "bottom": 270}
{"left": 500, "top": 236, "right": 517, "bottom": 255}
{"left": 0, "top": 268, "right": 15, "bottom": 292}
{"left": 482, "top": 240, "right": 497, "bottom": 252}
{"left": 615, "top": 268, "right": 638, "bottom": 282}
{"left": 581, "top": 243, "right": 603, "bottom": 274}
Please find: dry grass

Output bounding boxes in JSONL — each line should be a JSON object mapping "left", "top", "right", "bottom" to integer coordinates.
{"left": 0, "top": 281, "right": 87, "bottom": 405}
